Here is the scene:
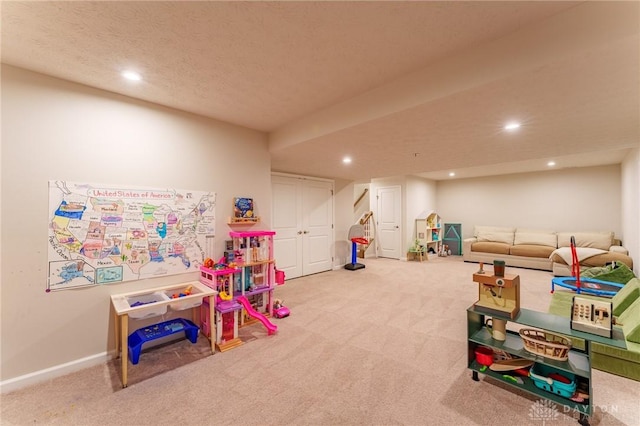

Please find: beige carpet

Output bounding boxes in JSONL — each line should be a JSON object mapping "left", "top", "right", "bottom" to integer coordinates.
{"left": 1, "top": 257, "right": 639, "bottom": 426}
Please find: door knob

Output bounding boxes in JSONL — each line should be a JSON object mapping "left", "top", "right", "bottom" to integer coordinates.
{"left": 297, "top": 231, "right": 302, "bottom": 235}
{"left": 303, "top": 231, "right": 309, "bottom": 234}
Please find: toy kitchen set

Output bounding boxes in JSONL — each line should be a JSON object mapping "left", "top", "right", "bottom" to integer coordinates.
{"left": 472, "top": 261, "right": 520, "bottom": 319}
{"left": 571, "top": 296, "right": 613, "bottom": 338}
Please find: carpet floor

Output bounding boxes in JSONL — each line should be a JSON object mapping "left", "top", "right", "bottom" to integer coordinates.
{"left": 1, "top": 257, "right": 638, "bottom": 425}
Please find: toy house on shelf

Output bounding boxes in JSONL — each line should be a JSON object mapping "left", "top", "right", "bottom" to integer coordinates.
{"left": 415, "top": 210, "right": 443, "bottom": 257}
{"left": 198, "top": 230, "right": 279, "bottom": 352}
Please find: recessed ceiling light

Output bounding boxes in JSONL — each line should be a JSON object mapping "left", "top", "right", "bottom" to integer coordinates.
{"left": 449, "top": 172, "right": 456, "bottom": 177}
{"left": 504, "top": 122, "right": 521, "bottom": 131}
{"left": 342, "top": 157, "right": 352, "bottom": 164}
{"left": 547, "top": 161, "right": 556, "bottom": 167}
{"left": 122, "top": 70, "right": 142, "bottom": 81}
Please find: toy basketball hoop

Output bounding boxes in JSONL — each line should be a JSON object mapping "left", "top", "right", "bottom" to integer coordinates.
{"left": 345, "top": 225, "right": 367, "bottom": 271}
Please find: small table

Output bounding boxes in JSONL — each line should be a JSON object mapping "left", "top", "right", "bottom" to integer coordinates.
{"left": 407, "top": 248, "right": 427, "bottom": 262}
{"left": 110, "top": 281, "right": 216, "bottom": 387}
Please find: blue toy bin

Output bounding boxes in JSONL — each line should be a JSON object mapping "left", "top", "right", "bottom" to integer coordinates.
{"left": 530, "top": 363, "right": 576, "bottom": 398}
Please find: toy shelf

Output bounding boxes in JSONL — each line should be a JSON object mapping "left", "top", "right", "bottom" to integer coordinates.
{"left": 235, "top": 259, "right": 274, "bottom": 267}
{"left": 468, "top": 359, "right": 589, "bottom": 416}
{"left": 228, "top": 217, "right": 260, "bottom": 222}
{"left": 415, "top": 210, "right": 443, "bottom": 256}
{"left": 467, "top": 306, "right": 626, "bottom": 426}
{"left": 215, "top": 300, "right": 242, "bottom": 314}
{"left": 110, "top": 281, "right": 217, "bottom": 388}
{"left": 243, "top": 285, "right": 271, "bottom": 297}
{"left": 468, "top": 324, "right": 590, "bottom": 378}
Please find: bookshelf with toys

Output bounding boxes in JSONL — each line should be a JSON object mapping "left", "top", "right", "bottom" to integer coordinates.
{"left": 415, "top": 210, "right": 443, "bottom": 258}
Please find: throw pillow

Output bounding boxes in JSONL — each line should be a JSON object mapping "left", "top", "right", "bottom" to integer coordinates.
{"left": 557, "top": 232, "right": 613, "bottom": 250}
{"left": 582, "top": 262, "right": 637, "bottom": 285}
{"left": 513, "top": 231, "right": 557, "bottom": 247}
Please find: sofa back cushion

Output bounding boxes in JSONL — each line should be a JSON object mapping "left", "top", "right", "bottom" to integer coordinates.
{"left": 557, "top": 231, "right": 613, "bottom": 250}
{"left": 617, "top": 297, "right": 640, "bottom": 344}
{"left": 612, "top": 278, "right": 640, "bottom": 317}
{"left": 513, "top": 229, "right": 557, "bottom": 248}
{"left": 474, "top": 226, "right": 515, "bottom": 245}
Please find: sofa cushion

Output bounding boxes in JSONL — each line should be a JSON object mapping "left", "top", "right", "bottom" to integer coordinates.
{"left": 509, "top": 244, "right": 555, "bottom": 258}
{"left": 612, "top": 278, "right": 640, "bottom": 317}
{"left": 471, "top": 241, "right": 510, "bottom": 255}
{"left": 557, "top": 231, "right": 613, "bottom": 250}
{"left": 550, "top": 251, "right": 633, "bottom": 268}
{"left": 514, "top": 230, "right": 557, "bottom": 248}
{"left": 617, "top": 298, "right": 640, "bottom": 344}
{"left": 475, "top": 226, "right": 515, "bottom": 245}
{"left": 582, "top": 262, "right": 637, "bottom": 285}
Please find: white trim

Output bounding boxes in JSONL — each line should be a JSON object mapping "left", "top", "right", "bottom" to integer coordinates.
{"left": 270, "top": 171, "right": 334, "bottom": 183}
{"left": 0, "top": 351, "right": 111, "bottom": 394}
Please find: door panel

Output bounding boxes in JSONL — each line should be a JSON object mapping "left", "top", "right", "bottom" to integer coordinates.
{"left": 272, "top": 177, "right": 302, "bottom": 279}
{"left": 377, "top": 186, "right": 402, "bottom": 259}
{"left": 302, "top": 180, "right": 333, "bottom": 275}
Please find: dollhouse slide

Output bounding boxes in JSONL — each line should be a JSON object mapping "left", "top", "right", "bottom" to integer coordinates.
{"left": 237, "top": 296, "right": 278, "bottom": 335}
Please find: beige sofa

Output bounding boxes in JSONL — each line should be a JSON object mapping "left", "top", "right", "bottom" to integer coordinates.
{"left": 463, "top": 226, "right": 633, "bottom": 275}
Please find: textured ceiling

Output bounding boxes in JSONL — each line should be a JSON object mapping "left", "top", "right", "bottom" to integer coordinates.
{"left": 2, "top": 1, "right": 639, "bottom": 181}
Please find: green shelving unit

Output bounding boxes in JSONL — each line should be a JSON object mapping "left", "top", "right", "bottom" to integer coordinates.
{"left": 466, "top": 306, "right": 626, "bottom": 426}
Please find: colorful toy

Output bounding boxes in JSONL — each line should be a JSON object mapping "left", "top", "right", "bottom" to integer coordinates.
{"left": 551, "top": 236, "right": 623, "bottom": 297}
{"left": 344, "top": 224, "right": 367, "bottom": 271}
{"left": 198, "top": 230, "right": 282, "bottom": 351}
{"left": 273, "top": 299, "right": 290, "bottom": 318}
{"left": 237, "top": 296, "right": 277, "bottom": 335}
{"left": 170, "top": 284, "right": 193, "bottom": 299}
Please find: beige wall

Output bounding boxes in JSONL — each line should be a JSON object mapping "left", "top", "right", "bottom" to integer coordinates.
{"left": 0, "top": 66, "right": 271, "bottom": 386}
{"left": 435, "top": 165, "right": 623, "bottom": 240}
{"left": 621, "top": 148, "right": 640, "bottom": 274}
{"left": 333, "top": 179, "right": 354, "bottom": 266}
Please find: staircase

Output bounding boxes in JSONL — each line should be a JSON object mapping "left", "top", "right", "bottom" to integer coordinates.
{"left": 357, "top": 211, "right": 375, "bottom": 258}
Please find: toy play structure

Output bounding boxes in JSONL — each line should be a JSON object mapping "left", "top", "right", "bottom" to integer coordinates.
{"left": 344, "top": 224, "right": 368, "bottom": 271}
{"left": 199, "top": 230, "right": 282, "bottom": 351}
{"left": 551, "top": 236, "right": 623, "bottom": 297}
{"left": 237, "top": 296, "right": 277, "bottom": 335}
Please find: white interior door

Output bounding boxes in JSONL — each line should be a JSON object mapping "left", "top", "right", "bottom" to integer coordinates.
{"left": 272, "top": 176, "right": 303, "bottom": 279}
{"left": 272, "top": 175, "right": 333, "bottom": 279}
{"left": 302, "top": 180, "right": 333, "bottom": 275}
{"left": 377, "top": 186, "right": 402, "bottom": 259}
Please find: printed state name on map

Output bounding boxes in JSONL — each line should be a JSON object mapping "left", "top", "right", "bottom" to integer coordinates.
{"left": 51, "top": 197, "right": 202, "bottom": 280}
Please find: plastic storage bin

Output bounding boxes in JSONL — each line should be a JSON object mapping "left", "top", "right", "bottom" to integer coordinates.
{"left": 128, "top": 318, "right": 199, "bottom": 364}
{"left": 126, "top": 292, "right": 170, "bottom": 319}
{"left": 530, "top": 363, "right": 577, "bottom": 398}
{"left": 165, "top": 285, "right": 203, "bottom": 311}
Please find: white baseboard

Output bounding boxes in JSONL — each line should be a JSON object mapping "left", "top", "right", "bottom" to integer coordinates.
{"left": 1, "top": 351, "right": 111, "bottom": 394}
